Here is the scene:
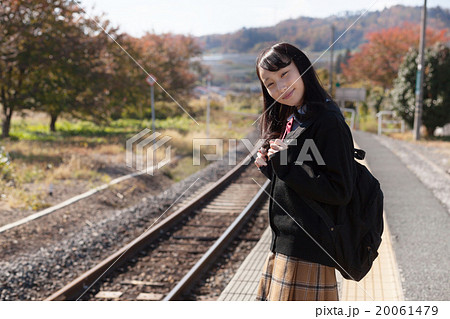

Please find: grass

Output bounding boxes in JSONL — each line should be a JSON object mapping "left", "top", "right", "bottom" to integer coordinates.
{"left": 9, "top": 116, "right": 194, "bottom": 142}
{"left": 357, "top": 113, "right": 449, "bottom": 150}
{"left": 358, "top": 114, "right": 378, "bottom": 134}
{"left": 161, "top": 156, "right": 208, "bottom": 182}
{"left": 0, "top": 142, "right": 111, "bottom": 210}
{"left": 387, "top": 131, "right": 450, "bottom": 145}
{"left": 0, "top": 96, "right": 260, "bottom": 212}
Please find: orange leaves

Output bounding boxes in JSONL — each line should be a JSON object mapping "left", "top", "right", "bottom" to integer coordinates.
{"left": 126, "top": 32, "right": 203, "bottom": 95}
{"left": 342, "top": 23, "right": 448, "bottom": 88}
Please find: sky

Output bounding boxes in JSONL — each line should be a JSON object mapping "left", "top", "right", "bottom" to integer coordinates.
{"left": 81, "top": 0, "right": 449, "bottom": 37}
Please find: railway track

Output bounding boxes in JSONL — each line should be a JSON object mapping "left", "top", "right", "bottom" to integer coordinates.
{"left": 45, "top": 146, "right": 270, "bottom": 301}
{"left": 0, "top": 171, "right": 142, "bottom": 234}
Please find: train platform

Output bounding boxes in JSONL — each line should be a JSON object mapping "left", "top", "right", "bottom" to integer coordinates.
{"left": 218, "top": 218, "right": 403, "bottom": 301}
{"left": 219, "top": 133, "right": 405, "bottom": 301}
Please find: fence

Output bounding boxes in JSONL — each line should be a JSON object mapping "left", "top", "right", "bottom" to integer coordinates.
{"left": 340, "top": 108, "right": 356, "bottom": 130}
{"left": 376, "top": 111, "right": 405, "bottom": 136}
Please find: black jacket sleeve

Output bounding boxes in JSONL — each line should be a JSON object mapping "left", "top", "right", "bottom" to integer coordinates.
{"left": 258, "top": 162, "right": 273, "bottom": 180}
{"left": 269, "top": 118, "right": 355, "bottom": 206}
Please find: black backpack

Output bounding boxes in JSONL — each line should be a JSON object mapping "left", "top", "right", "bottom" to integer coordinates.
{"left": 301, "top": 148, "right": 384, "bottom": 281}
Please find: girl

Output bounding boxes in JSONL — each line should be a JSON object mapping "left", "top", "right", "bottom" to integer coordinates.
{"left": 254, "top": 42, "right": 356, "bottom": 301}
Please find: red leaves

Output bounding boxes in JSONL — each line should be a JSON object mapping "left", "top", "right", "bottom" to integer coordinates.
{"left": 342, "top": 23, "right": 448, "bottom": 88}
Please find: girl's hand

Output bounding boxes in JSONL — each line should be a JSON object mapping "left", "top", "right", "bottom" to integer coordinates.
{"left": 254, "top": 147, "right": 268, "bottom": 168}
{"left": 268, "top": 139, "right": 288, "bottom": 157}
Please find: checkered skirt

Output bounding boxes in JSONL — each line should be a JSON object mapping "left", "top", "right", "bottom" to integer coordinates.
{"left": 256, "top": 251, "right": 339, "bottom": 301}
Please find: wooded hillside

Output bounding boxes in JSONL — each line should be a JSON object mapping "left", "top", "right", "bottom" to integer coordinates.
{"left": 197, "top": 5, "right": 450, "bottom": 53}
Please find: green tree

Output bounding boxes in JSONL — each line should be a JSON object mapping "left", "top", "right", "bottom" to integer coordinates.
{"left": 0, "top": 0, "right": 120, "bottom": 135}
{"left": 28, "top": 1, "right": 129, "bottom": 131}
{"left": 391, "top": 43, "right": 450, "bottom": 135}
{"left": 0, "top": 0, "right": 44, "bottom": 138}
{"left": 366, "top": 87, "right": 387, "bottom": 114}
{"left": 1, "top": 1, "right": 205, "bottom": 136}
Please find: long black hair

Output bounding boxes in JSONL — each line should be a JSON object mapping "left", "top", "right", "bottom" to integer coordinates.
{"left": 256, "top": 42, "right": 332, "bottom": 149}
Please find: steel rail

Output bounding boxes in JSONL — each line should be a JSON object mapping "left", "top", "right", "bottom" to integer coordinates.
{"left": 45, "top": 147, "right": 260, "bottom": 301}
{"left": 163, "top": 179, "right": 270, "bottom": 300}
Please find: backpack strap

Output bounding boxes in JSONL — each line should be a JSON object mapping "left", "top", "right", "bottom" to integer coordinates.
{"left": 354, "top": 148, "right": 365, "bottom": 160}
{"left": 282, "top": 102, "right": 363, "bottom": 227}
{"left": 301, "top": 148, "right": 365, "bottom": 230}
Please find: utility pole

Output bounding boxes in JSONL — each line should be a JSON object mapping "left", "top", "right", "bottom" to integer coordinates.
{"left": 329, "top": 24, "right": 335, "bottom": 95}
{"left": 150, "top": 85, "right": 155, "bottom": 132}
{"left": 413, "top": 0, "right": 427, "bottom": 141}
{"left": 206, "top": 74, "right": 211, "bottom": 138}
{"left": 146, "top": 74, "right": 157, "bottom": 132}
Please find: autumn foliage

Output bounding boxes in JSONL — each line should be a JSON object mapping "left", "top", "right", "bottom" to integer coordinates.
{"left": 0, "top": 0, "right": 204, "bottom": 137}
{"left": 342, "top": 23, "right": 448, "bottom": 88}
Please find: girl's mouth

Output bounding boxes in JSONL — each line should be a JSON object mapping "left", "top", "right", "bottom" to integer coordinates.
{"left": 283, "top": 89, "right": 294, "bottom": 99}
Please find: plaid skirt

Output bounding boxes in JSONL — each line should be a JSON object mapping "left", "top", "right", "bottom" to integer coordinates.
{"left": 256, "top": 251, "right": 339, "bottom": 301}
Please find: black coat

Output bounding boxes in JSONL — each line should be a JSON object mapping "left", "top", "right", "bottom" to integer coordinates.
{"left": 259, "top": 101, "right": 356, "bottom": 267}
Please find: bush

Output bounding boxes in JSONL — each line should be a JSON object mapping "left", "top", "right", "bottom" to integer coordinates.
{"left": 391, "top": 43, "right": 450, "bottom": 136}
{"left": 0, "top": 146, "right": 12, "bottom": 180}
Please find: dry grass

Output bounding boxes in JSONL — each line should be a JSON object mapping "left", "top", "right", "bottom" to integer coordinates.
{"left": 0, "top": 102, "right": 258, "bottom": 213}
{"left": 388, "top": 132, "right": 415, "bottom": 142}
{"left": 96, "top": 144, "right": 124, "bottom": 155}
{"left": 388, "top": 131, "right": 450, "bottom": 149}
{"left": 358, "top": 114, "right": 449, "bottom": 150}
{"left": 0, "top": 140, "right": 112, "bottom": 211}
{"left": 158, "top": 118, "right": 255, "bottom": 182}
{"left": 5, "top": 188, "right": 49, "bottom": 211}
{"left": 358, "top": 114, "right": 378, "bottom": 134}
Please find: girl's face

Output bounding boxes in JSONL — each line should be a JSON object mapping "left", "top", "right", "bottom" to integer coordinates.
{"left": 258, "top": 62, "right": 305, "bottom": 108}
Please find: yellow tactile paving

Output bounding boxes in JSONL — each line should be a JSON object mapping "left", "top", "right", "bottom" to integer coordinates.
{"left": 339, "top": 141, "right": 405, "bottom": 301}
{"left": 219, "top": 139, "right": 404, "bottom": 301}
{"left": 340, "top": 215, "right": 404, "bottom": 301}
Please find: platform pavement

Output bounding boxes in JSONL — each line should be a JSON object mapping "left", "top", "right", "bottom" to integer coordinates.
{"left": 218, "top": 132, "right": 406, "bottom": 301}
{"left": 218, "top": 211, "right": 403, "bottom": 301}
{"left": 352, "top": 131, "right": 449, "bottom": 301}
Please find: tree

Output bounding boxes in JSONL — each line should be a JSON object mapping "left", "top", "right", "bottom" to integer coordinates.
{"left": 0, "top": 0, "right": 115, "bottom": 135}
{"left": 125, "top": 32, "right": 204, "bottom": 118}
{"left": 0, "top": 0, "right": 45, "bottom": 138}
{"left": 1, "top": 1, "right": 205, "bottom": 136}
{"left": 342, "top": 24, "right": 447, "bottom": 88}
{"left": 391, "top": 43, "right": 450, "bottom": 136}
{"left": 28, "top": 1, "right": 129, "bottom": 131}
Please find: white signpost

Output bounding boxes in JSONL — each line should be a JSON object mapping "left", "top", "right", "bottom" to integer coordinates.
{"left": 146, "top": 74, "right": 157, "bottom": 132}
{"left": 335, "top": 88, "right": 366, "bottom": 102}
{"left": 335, "top": 88, "right": 366, "bottom": 130}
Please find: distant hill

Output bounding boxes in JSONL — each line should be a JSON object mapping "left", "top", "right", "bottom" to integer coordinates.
{"left": 196, "top": 5, "right": 450, "bottom": 53}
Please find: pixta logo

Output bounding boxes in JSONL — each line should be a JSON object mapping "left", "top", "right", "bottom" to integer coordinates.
{"left": 126, "top": 129, "right": 172, "bottom": 175}
{"left": 192, "top": 138, "right": 325, "bottom": 166}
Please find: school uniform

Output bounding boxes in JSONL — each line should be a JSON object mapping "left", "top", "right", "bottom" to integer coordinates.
{"left": 256, "top": 100, "right": 356, "bottom": 301}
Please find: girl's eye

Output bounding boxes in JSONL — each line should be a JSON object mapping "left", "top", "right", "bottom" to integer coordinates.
{"left": 281, "top": 71, "right": 288, "bottom": 77}
{"left": 267, "top": 83, "right": 273, "bottom": 88}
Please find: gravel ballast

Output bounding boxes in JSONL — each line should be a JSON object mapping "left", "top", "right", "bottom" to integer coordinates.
{"left": 0, "top": 130, "right": 262, "bottom": 300}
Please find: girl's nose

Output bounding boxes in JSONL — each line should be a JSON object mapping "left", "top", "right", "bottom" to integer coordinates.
{"left": 278, "top": 83, "right": 287, "bottom": 94}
